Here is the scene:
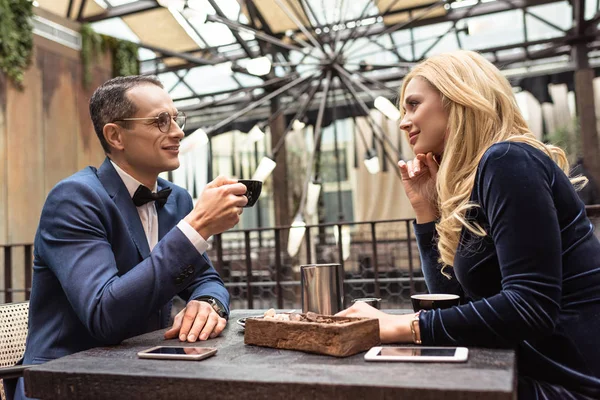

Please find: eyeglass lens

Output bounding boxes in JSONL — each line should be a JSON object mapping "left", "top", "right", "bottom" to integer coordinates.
{"left": 157, "top": 112, "right": 186, "bottom": 133}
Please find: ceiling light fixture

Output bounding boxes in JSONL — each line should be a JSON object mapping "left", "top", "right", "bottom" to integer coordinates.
{"left": 180, "top": 128, "right": 209, "bottom": 154}
{"left": 248, "top": 124, "right": 266, "bottom": 142}
{"left": 252, "top": 156, "right": 277, "bottom": 181}
{"left": 374, "top": 96, "right": 401, "bottom": 121}
{"left": 246, "top": 56, "right": 272, "bottom": 76}
{"left": 287, "top": 213, "right": 307, "bottom": 257}
{"left": 304, "top": 181, "right": 322, "bottom": 216}
{"left": 364, "top": 148, "right": 381, "bottom": 174}
{"left": 292, "top": 119, "right": 306, "bottom": 130}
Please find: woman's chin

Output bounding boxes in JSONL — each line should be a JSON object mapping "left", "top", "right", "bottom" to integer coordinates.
{"left": 412, "top": 144, "right": 428, "bottom": 155}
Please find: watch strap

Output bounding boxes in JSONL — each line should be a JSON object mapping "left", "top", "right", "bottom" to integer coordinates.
{"left": 196, "top": 296, "right": 228, "bottom": 319}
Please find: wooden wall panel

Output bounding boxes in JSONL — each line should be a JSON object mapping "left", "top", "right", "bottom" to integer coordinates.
{"left": 41, "top": 48, "right": 79, "bottom": 192}
{"left": 77, "top": 61, "right": 110, "bottom": 170}
{"left": 0, "top": 32, "right": 111, "bottom": 245}
{"left": 6, "top": 55, "right": 44, "bottom": 244}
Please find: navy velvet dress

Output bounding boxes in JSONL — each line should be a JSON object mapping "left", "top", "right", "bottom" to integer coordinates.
{"left": 414, "top": 142, "right": 600, "bottom": 399}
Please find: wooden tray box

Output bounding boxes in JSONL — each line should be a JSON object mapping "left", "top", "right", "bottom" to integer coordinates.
{"left": 244, "top": 314, "right": 380, "bottom": 357}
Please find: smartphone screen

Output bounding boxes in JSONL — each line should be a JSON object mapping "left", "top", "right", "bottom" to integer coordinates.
{"left": 145, "top": 347, "right": 215, "bottom": 355}
{"left": 365, "top": 346, "right": 468, "bottom": 362}
{"left": 138, "top": 346, "right": 217, "bottom": 360}
{"left": 379, "top": 348, "right": 457, "bottom": 357}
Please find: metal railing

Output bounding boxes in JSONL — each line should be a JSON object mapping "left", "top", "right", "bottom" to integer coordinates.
{"left": 1, "top": 243, "right": 33, "bottom": 303}
{"left": 2, "top": 206, "right": 600, "bottom": 309}
{"left": 207, "top": 218, "right": 425, "bottom": 310}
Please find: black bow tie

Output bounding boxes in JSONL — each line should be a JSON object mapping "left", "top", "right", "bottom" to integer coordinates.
{"left": 132, "top": 185, "right": 172, "bottom": 208}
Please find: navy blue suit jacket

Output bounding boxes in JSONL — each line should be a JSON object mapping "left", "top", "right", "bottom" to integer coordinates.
{"left": 20, "top": 158, "right": 229, "bottom": 370}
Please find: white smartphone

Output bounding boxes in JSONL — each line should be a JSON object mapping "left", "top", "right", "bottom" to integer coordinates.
{"left": 137, "top": 346, "right": 217, "bottom": 361}
{"left": 364, "top": 346, "right": 468, "bottom": 362}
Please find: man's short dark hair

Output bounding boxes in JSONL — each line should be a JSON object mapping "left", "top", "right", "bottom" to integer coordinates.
{"left": 89, "top": 75, "right": 164, "bottom": 153}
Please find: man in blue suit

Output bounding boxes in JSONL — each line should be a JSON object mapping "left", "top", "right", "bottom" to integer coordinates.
{"left": 10, "top": 75, "right": 248, "bottom": 399}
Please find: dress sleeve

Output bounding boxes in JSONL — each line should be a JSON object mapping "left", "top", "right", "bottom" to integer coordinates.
{"left": 419, "top": 143, "right": 563, "bottom": 347}
{"left": 414, "top": 221, "right": 463, "bottom": 296}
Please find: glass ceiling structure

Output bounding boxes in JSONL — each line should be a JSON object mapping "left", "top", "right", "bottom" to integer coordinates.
{"left": 34, "top": 0, "right": 600, "bottom": 134}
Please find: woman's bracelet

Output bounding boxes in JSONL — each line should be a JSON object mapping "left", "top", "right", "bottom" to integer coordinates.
{"left": 410, "top": 311, "right": 422, "bottom": 344}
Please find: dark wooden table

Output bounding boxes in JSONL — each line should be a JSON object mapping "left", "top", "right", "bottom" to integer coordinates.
{"left": 25, "top": 310, "right": 517, "bottom": 400}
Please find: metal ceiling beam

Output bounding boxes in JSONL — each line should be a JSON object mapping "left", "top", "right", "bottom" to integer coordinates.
{"left": 77, "top": 0, "right": 88, "bottom": 21}
{"left": 168, "top": 70, "right": 198, "bottom": 99}
{"left": 205, "top": 72, "right": 317, "bottom": 135}
{"left": 79, "top": 0, "right": 161, "bottom": 23}
{"left": 334, "top": 0, "right": 562, "bottom": 45}
{"left": 573, "top": 0, "right": 587, "bottom": 36}
{"left": 178, "top": 75, "right": 294, "bottom": 107}
{"left": 497, "top": 0, "right": 567, "bottom": 34}
{"left": 139, "top": 43, "right": 218, "bottom": 66}
{"left": 261, "top": 77, "right": 315, "bottom": 125}
{"left": 206, "top": 14, "right": 314, "bottom": 56}
{"left": 246, "top": 1, "right": 293, "bottom": 66}
{"left": 348, "top": 32, "right": 573, "bottom": 65}
{"left": 142, "top": 40, "right": 258, "bottom": 67}
{"left": 378, "top": 0, "right": 447, "bottom": 40}
{"left": 297, "top": 69, "right": 332, "bottom": 213}
{"left": 129, "top": 0, "right": 592, "bottom": 132}
{"left": 66, "top": 0, "right": 75, "bottom": 19}
{"left": 246, "top": 0, "right": 276, "bottom": 36}
{"left": 190, "top": 85, "right": 374, "bottom": 120}
{"left": 246, "top": 0, "right": 270, "bottom": 56}
{"left": 293, "top": 0, "right": 328, "bottom": 51}
{"left": 271, "top": 73, "right": 324, "bottom": 156}
{"left": 178, "top": 36, "right": 599, "bottom": 119}
{"left": 334, "top": 64, "right": 402, "bottom": 157}
{"left": 147, "top": 52, "right": 248, "bottom": 75}
{"left": 274, "top": 0, "right": 327, "bottom": 55}
{"left": 143, "top": 0, "right": 566, "bottom": 77}
{"left": 185, "top": 50, "right": 600, "bottom": 129}
{"left": 586, "top": 11, "right": 600, "bottom": 33}
{"left": 353, "top": 71, "right": 399, "bottom": 95}
{"left": 335, "top": 66, "right": 402, "bottom": 178}
{"left": 207, "top": 0, "right": 255, "bottom": 58}
{"left": 336, "top": 0, "right": 378, "bottom": 55}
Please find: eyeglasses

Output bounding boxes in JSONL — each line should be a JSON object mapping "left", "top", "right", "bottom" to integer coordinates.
{"left": 114, "top": 111, "right": 186, "bottom": 133}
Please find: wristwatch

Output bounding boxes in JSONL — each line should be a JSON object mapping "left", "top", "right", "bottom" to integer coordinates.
{"left": 197, "top": 296, "right": 228, "bottom": 319}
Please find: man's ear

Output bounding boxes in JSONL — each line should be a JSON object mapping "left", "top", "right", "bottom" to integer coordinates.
{"left": 103, "top": 123, "right": 125, "bottom": 151}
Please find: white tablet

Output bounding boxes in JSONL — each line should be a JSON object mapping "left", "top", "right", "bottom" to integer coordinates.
{"left": 364, "top": 346, "right": 468, "bottom": 362}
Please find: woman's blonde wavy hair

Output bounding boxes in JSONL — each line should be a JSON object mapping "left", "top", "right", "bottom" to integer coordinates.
{"left": 399, "top": 50, "right": 584, "bottom": 271}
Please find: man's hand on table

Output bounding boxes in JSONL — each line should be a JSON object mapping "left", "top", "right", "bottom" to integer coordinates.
{"left": 164, "top": 300, "right": 227, "bottom": 342}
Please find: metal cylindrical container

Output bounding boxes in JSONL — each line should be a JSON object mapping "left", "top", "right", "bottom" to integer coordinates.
{"left": 300, "top": 263, "right": 344, "bottom": 315}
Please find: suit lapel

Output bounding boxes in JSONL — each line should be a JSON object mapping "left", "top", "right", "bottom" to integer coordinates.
{"left": 97, "top": 158, "right": 151, "bottom": 259}
{"left": 157, "top": 179, "right": 177, "bottom": 240}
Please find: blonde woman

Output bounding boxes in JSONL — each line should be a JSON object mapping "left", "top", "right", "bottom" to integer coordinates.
{"left": 337, "top": 50, "right": 600, "bottom": 399}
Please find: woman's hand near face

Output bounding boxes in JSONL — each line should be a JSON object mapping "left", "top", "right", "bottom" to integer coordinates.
{"left": 398, "top": 152, "right": 439, "bottom": 223}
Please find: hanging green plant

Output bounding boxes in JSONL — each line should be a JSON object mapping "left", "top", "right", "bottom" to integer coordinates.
{"left": 80, "top": 23, "right": 140, "bottom": 87}
{"left": 112, "top": 39, "right": 140, "bottom": 77}
{"left": 80, "top": 23, "right": 103, "bottom": 87}
{"left": 0, "top": 0, "right": 34, "bottom": 89}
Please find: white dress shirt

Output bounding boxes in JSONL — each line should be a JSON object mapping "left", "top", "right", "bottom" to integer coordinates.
{"left": 110, "top": 161, "right": 208, "bottom": 254}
